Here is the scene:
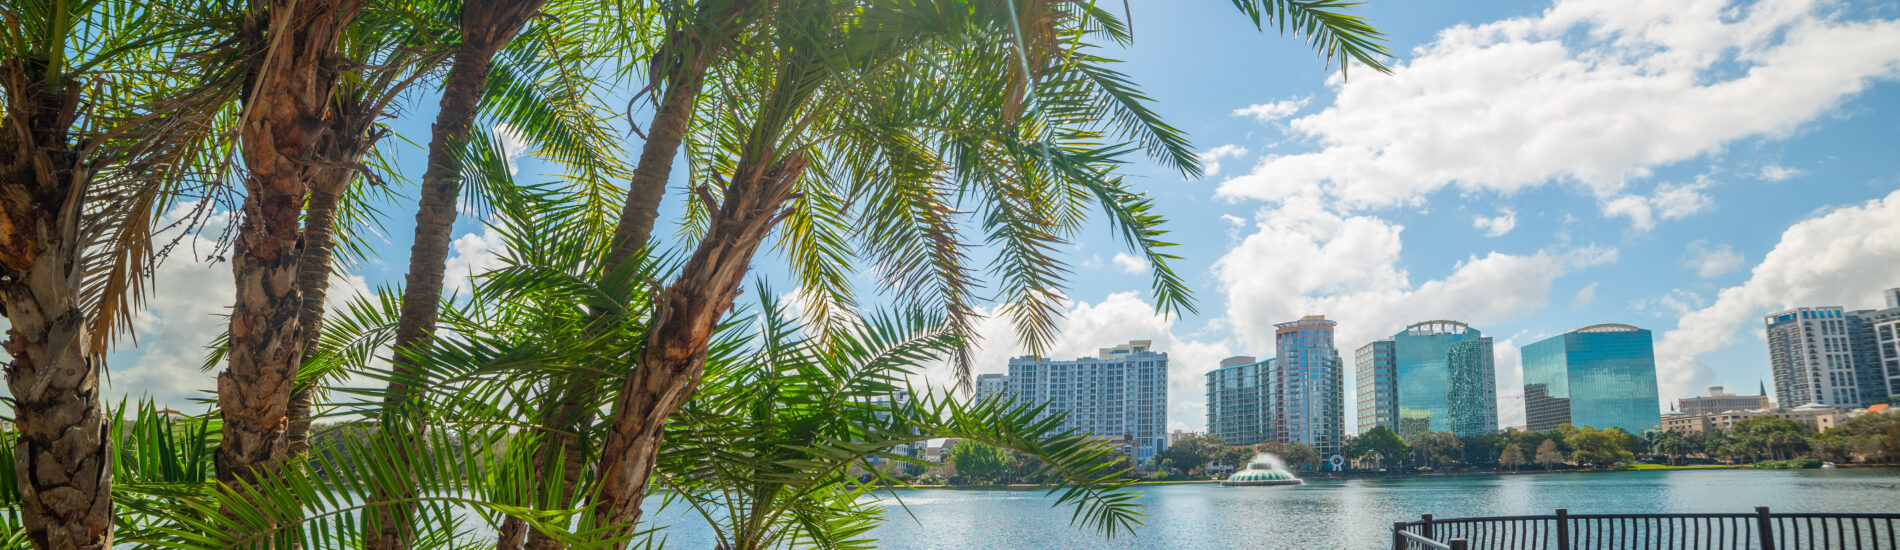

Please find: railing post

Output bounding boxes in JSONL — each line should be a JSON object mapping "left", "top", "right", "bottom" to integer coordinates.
{"left": 1555, "top": 508, "right": 1571, "bottom": 550}
{"left": 1392, "top": 521, "right": 1407, "bottom": 550}
{"left": 1422, "top": 513, "right": 1435, "bottom": 541}
{"left": 1755, "top": 506, "right": 1776, "bottom": 550}
{"left": 1449, "top": 539, "right": 1469, "bottom": 550}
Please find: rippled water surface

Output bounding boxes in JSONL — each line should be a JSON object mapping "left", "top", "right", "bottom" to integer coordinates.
{"left": 624, "top": 468, "right": 1900, "bottom": 549}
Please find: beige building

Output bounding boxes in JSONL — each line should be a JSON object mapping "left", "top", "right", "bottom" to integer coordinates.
{"left": 1678, "top": 386, "right": 1771, "bottom": 416}
{"left": 1661, "top": 403, "right": 1859, "bottom": 436}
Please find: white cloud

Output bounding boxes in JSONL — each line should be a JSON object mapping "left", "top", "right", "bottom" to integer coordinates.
{"left": 1603, "top": 179, "right": 1716, "bottom": 231}
{"left": 1633, "top": 288, "right": 1709, "bottom": 318}
{"left": 443, "top": 224, "right": 509, "bottom": 297}
{"left": 1473, "top": 208, "right": 1517, "bottom": 237}
{"left": 1494, "top": 336, "right": 1527, "bottom": 428}
{"left": 1196, "top": 144, "right": 1249, "bottom": 178}
{"left": 494, "top": 123, "right": 529, "bottom": 176}
{"left": 1220, "top": 214, "right": 1247, "bottom": 227}
{"left": 1655, "top": 188, "right": 1900, "bottom": 409}
{"left": 1573, "top": 281, "right": 1598, "bottom": 308}
{"left": 1214, "top": 195, "right": 1616, "bottom": 359}
{"left": 920, "top": 293, "right": 1231, "bottom": 432}
{"left": 1232, "top": 97, "right": 1309, "bottom": 122}
{"left": 1682, "top": 240, "right": 1745, "bottom": 277}
{"left": 1111, "top": 252, "right": 1149, "bottom": 274}
{"left": 1217, "top": 0, "right": 1900, "bottom": 214}
{"left": 1759, "top": 164, "right": 1805, "bottom": 181}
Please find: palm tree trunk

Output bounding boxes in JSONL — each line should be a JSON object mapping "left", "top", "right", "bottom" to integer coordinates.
{"left": 1, "top": 94, "right": 112, "bottom": 547}
{"left": 218, "top": 0, "right": 360, "bottom": 487}
{"left": 369, "top": 2, "right": 544, "bottom": 548}
{"left": 286, "top": 169, "right": 351, "bottom": 456}
{"left": 592, "top": 154, "right": 809, "bottom": 542}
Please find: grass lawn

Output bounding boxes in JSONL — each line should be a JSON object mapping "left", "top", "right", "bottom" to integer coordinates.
{"left": 1628, "top": 464, "right": 1735, "bottom": 470}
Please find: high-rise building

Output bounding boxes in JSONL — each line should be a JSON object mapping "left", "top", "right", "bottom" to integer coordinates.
{"left": 1007, "top": 340, "right": 1169, "bottom": 463}
{"left": 1382, "top": 320, "right": 1497, "bottom": 438}
{"left": 1677, "top": 386, "right": 1771, "bottom": 416}
{"left": 1272, "top": 316, "right": 1344, "bottom": 457}
{"left": 973, "top": 373, "right": 1010, "bottom": 403}
{"left": 1877, "top": 315, "right": 1900, "bottom": 401}
{"left": 1764, "top": 291, "right": 1900, "bottom": 408}
{"left": 1522, "top": 324, "right": 1661, "bottom": 433}
{"left": 1206, "top": 356, "right": 1272, "bottom": 445}
{"left": 1354, "top": 340, "right": 1397, "bottom": 434}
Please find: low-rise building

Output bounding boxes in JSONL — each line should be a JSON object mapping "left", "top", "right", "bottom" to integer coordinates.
{"left": 1678, "top": 386, "right": 1772, "bottom": 417}
{"left": 1661, "top": 404, "right": 1860, "bottom": 435}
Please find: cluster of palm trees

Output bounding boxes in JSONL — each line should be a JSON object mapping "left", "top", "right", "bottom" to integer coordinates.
{"left": 0, "top": 0, "right": 1387, "bottom": 548}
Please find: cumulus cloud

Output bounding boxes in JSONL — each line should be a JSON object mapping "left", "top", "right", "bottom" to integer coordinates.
{"left": 918, "top": 292, "right": 1231, "bottom": 432}
{"left": 1759, "top": 164, "right": 1805, "bottom": 181}
{"left": 1196, "top": 144, "right": 1249, "bottom": 178}
{"left": 1681, "top": 240, "right": 1745, "bottom": 277}
{"left": 1216, "top": 0, "right": 1900, "bottom": 213}
{"left": 1602, "top": 180, "right": 1715, "bottom": 231}
{"left": 1573, "top": 281, "right": 1599, "bottom": 308}
{"left": 1654, "top": 188, "right": 1900, "bottom": 410}
{"left": 1214, "top": 195, "right": 1616, "bottom": 357}
{"left": 1232, "top": 97, "right": 1309, "bottom": 122}
{"left": 1111, "top": 252, "right": 1149, "bottom": 274}
{"left": 1473, "top": 208, "right": 1517, "bottom": 237}
{"left": 443, "top": 224, "right": 510, "bottom": 297}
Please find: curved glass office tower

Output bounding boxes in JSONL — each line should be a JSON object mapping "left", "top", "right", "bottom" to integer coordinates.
{"left": 1388, "top": 321, "right": 1497, "bottom": 438}
{"left": 1522, "top": 324, "right": 1661, "bottom": 434}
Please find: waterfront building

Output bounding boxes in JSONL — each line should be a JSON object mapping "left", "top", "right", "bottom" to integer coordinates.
{"left": 1206, "top": 356, "right": 1273, "bottom": 445}
{"left": 973, "top": 373, "right": 1010, "bottom": 403}
{"left": 1677, "top": 386, "right": 1771, "bottom": 417}
{"left": 1272, "top": 316, "right": 1345, "bottom": 457}
{"left": 1878, "top": 314, "right": 1900, "bottom": 402}
{"left": 1007, "top": 340, "right": 1169, "bottom": 463}
{"left": 1367, "top": 321, "right": 1498, "bottom": 438}
{"left": 1661, "top": 403, "right": 1860, "bottom": 436}
{"left": 1765, "top": 290, "right": 1900, "bottom": 408}
{"left": 1354, "top": 340, "right": 1397, "bottom": 434}
{"left": 1522, "top": 324, "right": 1662, "bottom": 433}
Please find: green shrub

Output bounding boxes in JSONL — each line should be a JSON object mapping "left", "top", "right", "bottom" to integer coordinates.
{"left": 1753, "top": 459, "right": 1822, "bottom": 470}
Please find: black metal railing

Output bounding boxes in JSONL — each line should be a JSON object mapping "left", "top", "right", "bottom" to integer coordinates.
{"left": 1392, "top": 508, "right": 1900, "bottom": 550}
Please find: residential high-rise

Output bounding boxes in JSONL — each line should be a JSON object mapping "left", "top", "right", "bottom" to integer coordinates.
{"left": 1383, "top": 320, "right": 1497, "bottom": 438}
{"left": 1354, "top": 340, "right": 1397, "bottom": 434}
{"left": 973, "top": 373, "right": 1010, "bottom": 403}
{"left": 1206, "top": 356, "right": 1272, "bottom": 445}
{"left": 1272, "top": 316, "right": 1344, "bottom": 457}
{"left": 1678, "top": 386, "right": 1771, "bottom": 416}
{"left": 1522, "top": 324, "right": 1662, "bottom": 433}
{"left": 1877, "top": 315, "right": 1900, "bottom": 402}
{"left": 1007, "top": 340, "right": 1169, "bottom": 463}
{"left": 1765, "top": 291, "right": 1900, "bottom": 408}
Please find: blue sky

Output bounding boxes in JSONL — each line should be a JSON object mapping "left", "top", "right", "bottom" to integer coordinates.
{"left": 98, "top": 0, "right": 1900, "bottom": 434}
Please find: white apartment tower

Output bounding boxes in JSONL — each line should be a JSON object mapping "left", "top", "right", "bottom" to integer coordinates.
{"left": 1007, "top": 340, "right": 1169, "bottom": 463}
{"left": 973, "top": 373, "right": 1010, "bottom": 403}
{"left": 1766, "top": 288, "right": 1900, "bottom": 408}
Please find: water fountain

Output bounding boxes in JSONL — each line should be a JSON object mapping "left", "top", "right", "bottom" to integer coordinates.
{"left": 1220, "top": 453, "right": 1303, "bottom": 486}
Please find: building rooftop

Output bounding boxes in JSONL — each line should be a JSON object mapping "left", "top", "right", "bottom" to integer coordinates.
{"left": 1569, "top": 323, "right": 1643, "bottom": 334}
{"left": 1403, "top": 320, "right": 1473, "bottom": 336}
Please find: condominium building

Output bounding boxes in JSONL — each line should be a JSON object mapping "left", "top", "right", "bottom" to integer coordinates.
{"left": 1272, "top": 316, "right": 1345, "bottom": 457}
{"left": 1354, "top": 340, "right": 1397, "bottom": 434}
{"left": 1007, "top": 340, "right": 1169, "bottom": 463}
{"left": 973, "top": 373, "right": 1010, "bottom": 404}
{"left": 1522, "top": 324, "right": 1662, "bottom": 434}
{"left": 1766, "top": 290, "right": 1900, "bottom": 409}
{"left": 1376, "top": 320, "right": 1498, "bottom": 438}
{"left": 1206, "top": 356, "right": 1272, "bottom": 446}
{"left": 1677, "top": 386, "right": 1771, "bottom": 417}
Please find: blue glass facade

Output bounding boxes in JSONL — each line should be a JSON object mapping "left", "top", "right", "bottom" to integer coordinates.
{"left": 1206, "top": 356, "right": 1273, "bottom": 446}
{"left": 1522, "top": 324, "right": 1662, "bottom": 433}
{"left": 1273, "top": 316, "right": 1344, "bottom": 457}
{"left": 1390, "top": 321, "right": 1496, "bottom": 438}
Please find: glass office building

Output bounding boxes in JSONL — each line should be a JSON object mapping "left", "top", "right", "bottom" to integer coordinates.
{"left": 1389, "top": 321, "right": 1497, "bottom": 438}
{"left": 1521, "top": 324, "right": 1662, "bottom": 433}
{"left": 1206, "top": 356, "right": 1273, "bottom": 446}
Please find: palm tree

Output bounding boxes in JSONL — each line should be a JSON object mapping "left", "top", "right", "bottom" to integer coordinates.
{"left": 216, "top": 0, "right": 363, "bottom": 487}
{"left": 1, "top": 0, "right": 227, "bottom": 545}
{"left": 587, "top": 0, "right": 1390, "bottom": 540}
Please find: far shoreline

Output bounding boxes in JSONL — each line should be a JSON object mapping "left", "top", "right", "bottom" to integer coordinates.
{"left": 861, "top": 463, "right": 1899, "bottom": 491}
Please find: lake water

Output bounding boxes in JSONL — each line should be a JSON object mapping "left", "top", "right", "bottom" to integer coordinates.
{"left": 625, "top": 468, "right": 1900, "bottom": 549}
